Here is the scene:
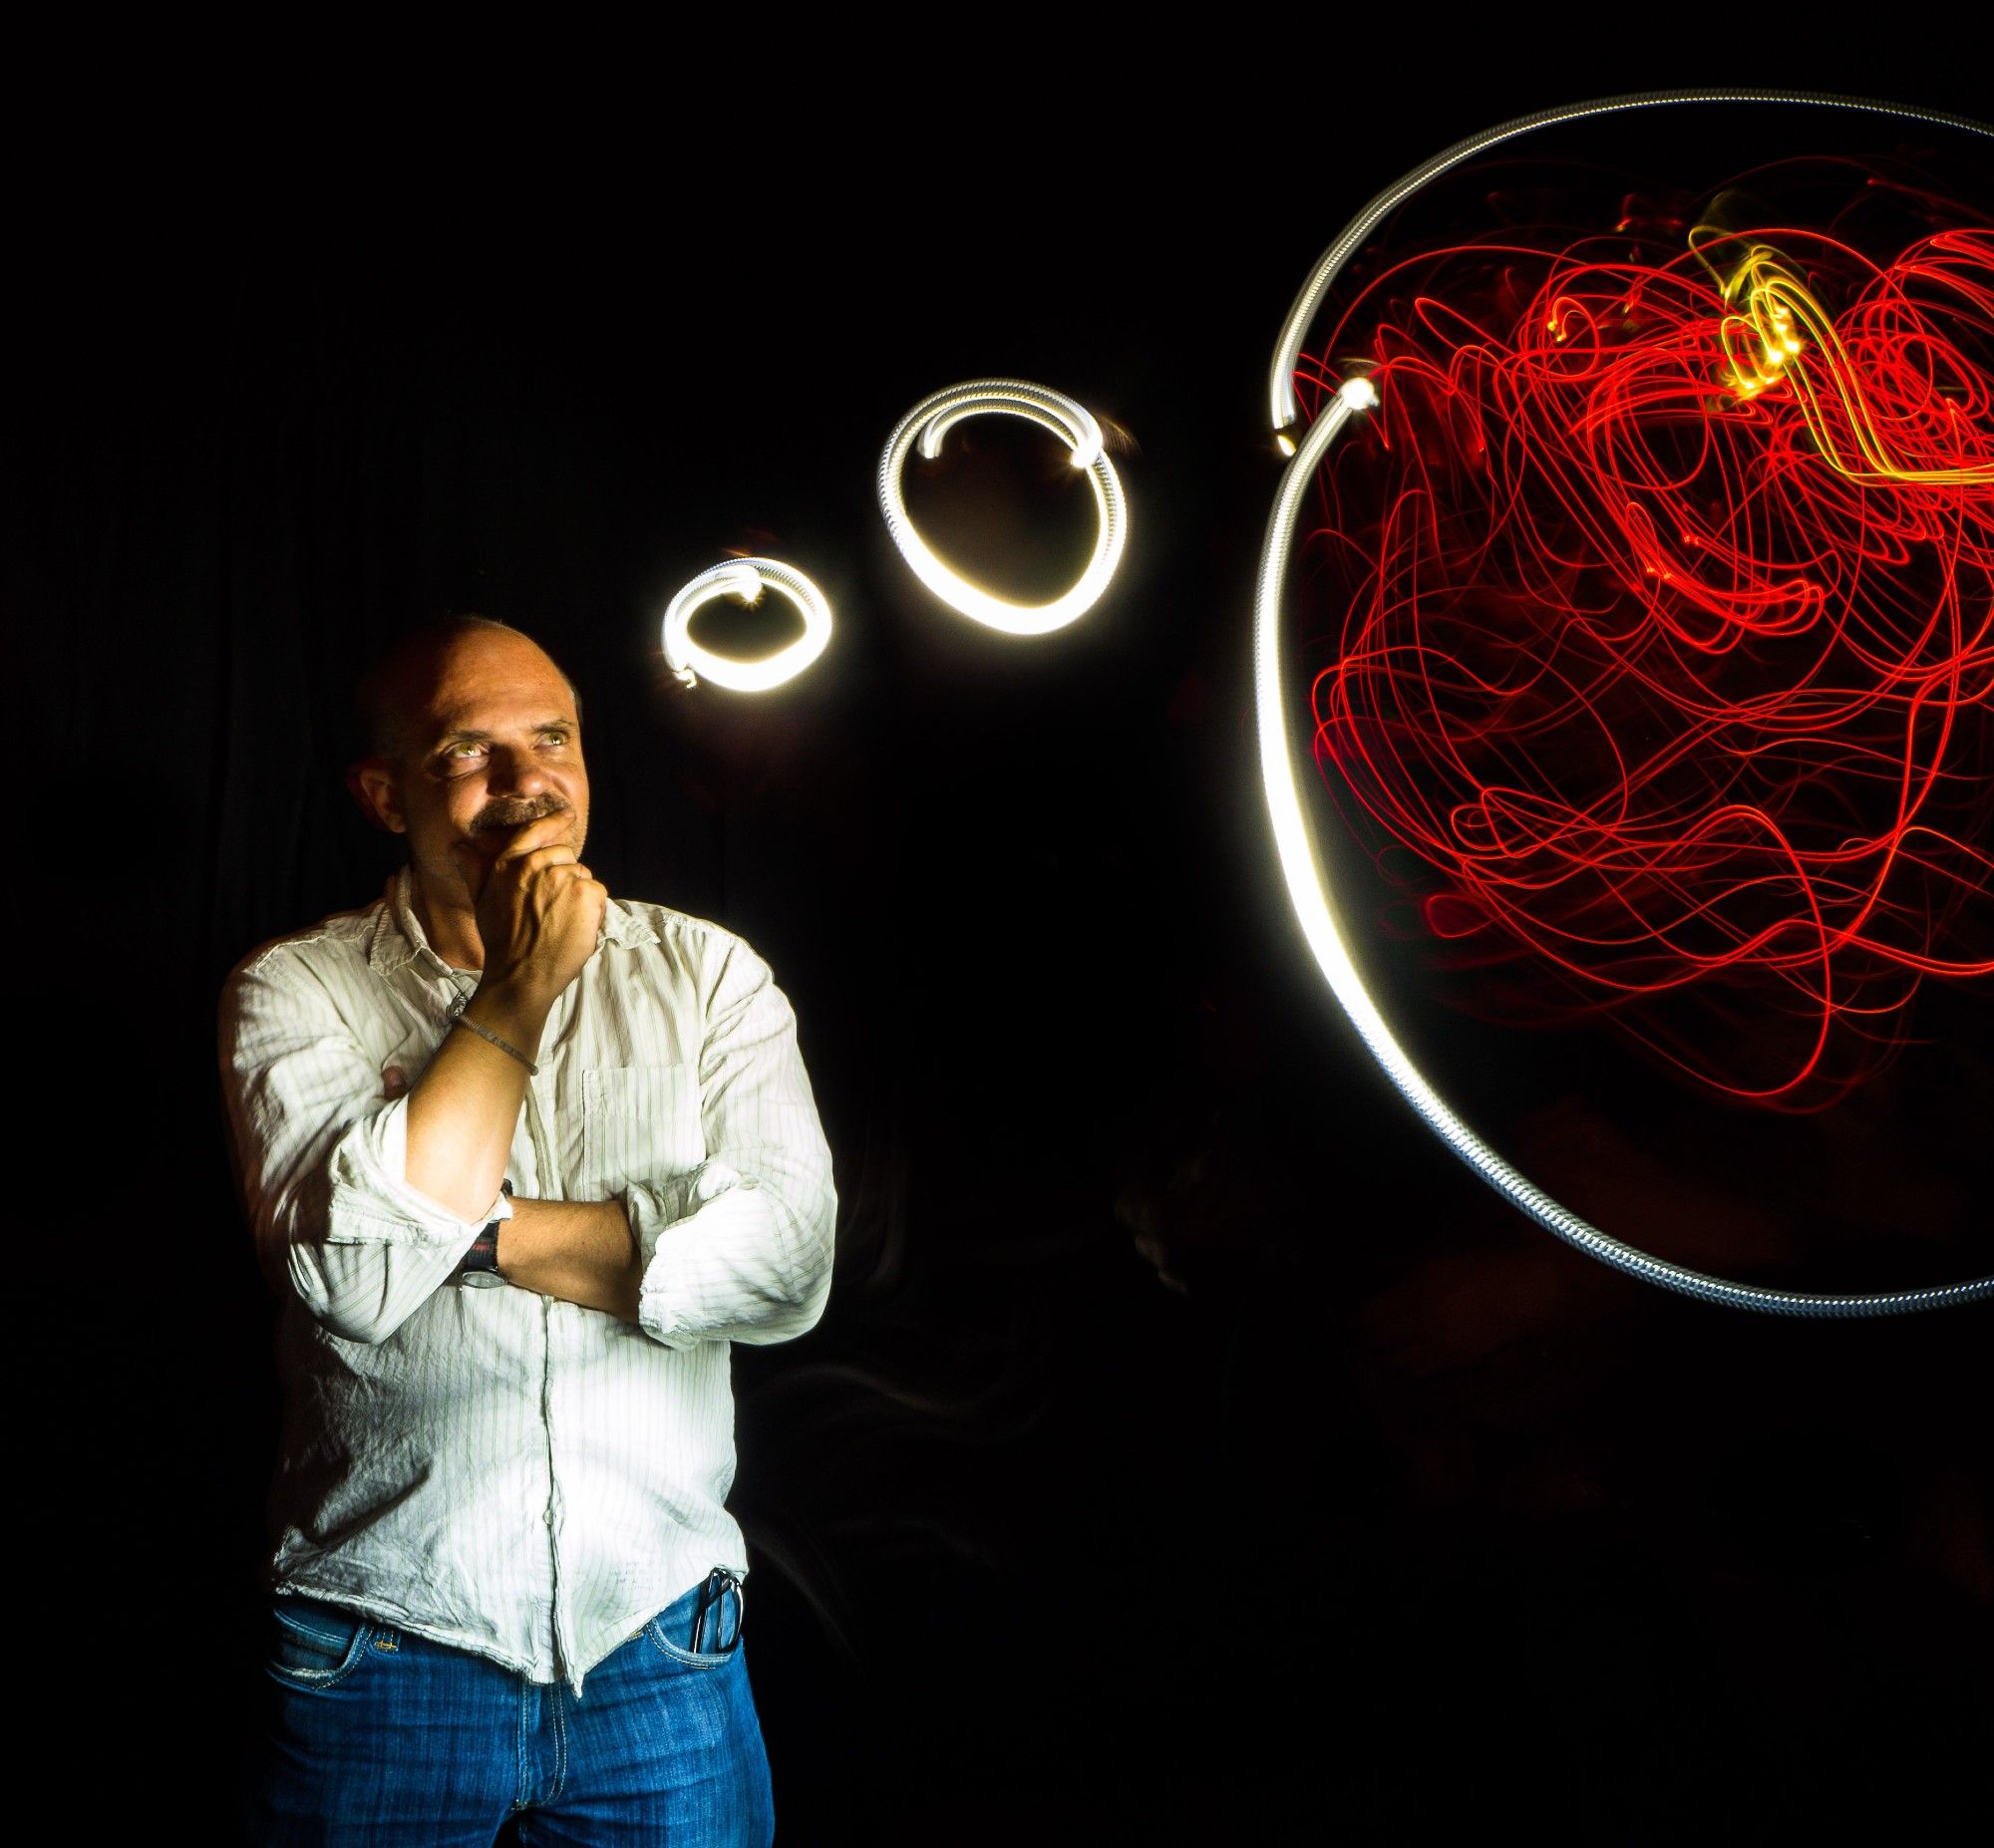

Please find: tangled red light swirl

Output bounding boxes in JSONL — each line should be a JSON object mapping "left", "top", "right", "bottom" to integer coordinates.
{"left": 1306, "top": 192, "right": 1994, "bottom": 1105}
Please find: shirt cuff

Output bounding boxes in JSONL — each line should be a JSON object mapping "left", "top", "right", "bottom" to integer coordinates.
{"left": 625, "top": 1161, "right": 754, "bottom": 1344}
{"left": 328, "top": 1095, "right": 511, "bottom": 1247}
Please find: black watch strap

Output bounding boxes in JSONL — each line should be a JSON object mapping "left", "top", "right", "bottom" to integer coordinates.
{"left": 459, "top": 1224, "right": 501, "bottom": 1274}
{"left": 456, "top": 1180, "right": 511, "bottom": 1286}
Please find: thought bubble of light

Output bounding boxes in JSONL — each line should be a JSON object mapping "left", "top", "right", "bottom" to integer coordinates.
{"left": 1255, "top": 88, "right": 1994, "bottom": 1316}
{"left": 877, "top": 378, "right": 1128, "bottom": 634}
{"left": 661, "top": 558, "right": 832, "bottom": 693}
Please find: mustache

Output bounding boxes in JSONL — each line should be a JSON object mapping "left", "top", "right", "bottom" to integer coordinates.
{"left": 470, "top": 796, "right": 570, "bottom": 834}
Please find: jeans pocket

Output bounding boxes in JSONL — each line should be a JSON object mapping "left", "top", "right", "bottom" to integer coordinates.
{"left": 642, "top": 1568, "right": 746, "bottom": 1670}
{"left": 266, "top": 1595, "right": 381, "bottom": 1691}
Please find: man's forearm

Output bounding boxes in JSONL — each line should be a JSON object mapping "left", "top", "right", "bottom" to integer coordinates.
{"left": 404, "top": 984, "right": 547, "bottom": 1221}
{"left": 500, "top": 1197, "right": 642, "bottom": 1322}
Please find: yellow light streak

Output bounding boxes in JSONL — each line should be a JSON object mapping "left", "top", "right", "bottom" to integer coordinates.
{"left": 1695, "top": 229, "right": 1993, "bottom": 487}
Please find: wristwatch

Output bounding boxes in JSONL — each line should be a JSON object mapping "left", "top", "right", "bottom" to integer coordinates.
{"left": 455, "top": 1181, "right": 513, "bottom": 1289}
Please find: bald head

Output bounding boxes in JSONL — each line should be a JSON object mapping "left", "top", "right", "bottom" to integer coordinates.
{"left": 355, "top": 616, "right": 584, "bottom": 769}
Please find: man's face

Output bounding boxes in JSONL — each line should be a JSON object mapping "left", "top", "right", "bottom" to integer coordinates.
{"left": 355, "top": 629, "right": 590, "bottom": 905}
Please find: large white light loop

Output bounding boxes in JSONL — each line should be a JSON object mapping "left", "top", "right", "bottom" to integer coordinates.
{"left": 661, "top": 558, "right": 832, "bottom": 693}
{"left": 1259, "top": 94, "right": 1994, "bottom": 1316}
{"left": 877, "top": 378, "right": 1128, "bottom": 635}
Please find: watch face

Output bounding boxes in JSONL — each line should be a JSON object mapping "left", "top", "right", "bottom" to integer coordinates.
{"left": 458, "top": 1270, "right": 508, "bottom": 1290}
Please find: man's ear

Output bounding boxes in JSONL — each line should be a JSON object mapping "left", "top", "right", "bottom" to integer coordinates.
{"left": 346, "top": 758, "right": 409, "bottom": 834}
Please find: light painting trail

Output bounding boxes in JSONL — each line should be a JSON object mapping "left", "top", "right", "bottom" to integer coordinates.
{"left": 661, "top": 558, "right": 833, "bottom": 693}
{"left": 1315, "top": 219, "right": 1994, "bottom": 1105}
{"left": 877, "top": 379, "right": 1129, "bottom": 634}
{"left": 1255, "top": 89, "right": 1994, "bottom": 1315}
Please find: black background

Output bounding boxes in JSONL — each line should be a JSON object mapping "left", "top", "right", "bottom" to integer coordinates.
{"left": 20, "top": 45, "right": 1992, "bottom": 1843}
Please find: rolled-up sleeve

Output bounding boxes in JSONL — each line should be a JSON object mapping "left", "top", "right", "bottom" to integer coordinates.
{"left": 219, "top": 950, "right": 499, "bottom": 1345}
{"left": 624, "top": 940, "right": 837, "bottom": 1349}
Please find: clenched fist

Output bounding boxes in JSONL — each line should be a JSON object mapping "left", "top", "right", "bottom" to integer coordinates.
{"left": 450, "top": 812, "right": 608, "bottom": 1010}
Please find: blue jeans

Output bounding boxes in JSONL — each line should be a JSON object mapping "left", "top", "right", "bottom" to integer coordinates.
{"left": 245, "top": 1572, "right": 775, "bottom": 1846}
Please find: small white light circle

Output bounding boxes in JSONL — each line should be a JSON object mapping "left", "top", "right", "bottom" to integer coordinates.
{"left": 661, "top": 557, "right": 832, "bottom": 693}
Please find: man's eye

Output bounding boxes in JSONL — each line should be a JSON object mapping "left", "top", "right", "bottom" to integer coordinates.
{"left": 539, "top": 733, "right": 569, "bottom": 748}
{"left": 444, "top": 744, "right": 487, "bottom": 763}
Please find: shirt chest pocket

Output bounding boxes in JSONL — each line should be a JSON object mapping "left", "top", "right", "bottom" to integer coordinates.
{"left": 577, "top": 1064, "right": 705, "bottom": 1198}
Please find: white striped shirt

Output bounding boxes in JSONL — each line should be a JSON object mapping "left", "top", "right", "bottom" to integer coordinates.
{"left": 218, "top": 865, "right": 837, "bottom": 1694}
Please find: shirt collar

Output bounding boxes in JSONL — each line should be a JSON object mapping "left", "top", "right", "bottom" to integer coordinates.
{"left": 366, "top": 865, "right": 657, "bottom": 977}
{"left": 602, "top": 898, "right": 659, "bottom": 951}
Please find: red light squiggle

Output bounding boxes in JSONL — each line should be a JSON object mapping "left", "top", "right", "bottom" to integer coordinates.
{"left": 1304, "top": 200, "right": 1994, "bottom": 1106}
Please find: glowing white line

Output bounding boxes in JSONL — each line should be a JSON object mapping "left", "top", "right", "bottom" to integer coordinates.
{"left": 660, "top": 558, "right": 832, "bottom": 693}
{"left": 877, "top": 378, "right": 1128, "bottom": 635}
{"left": 1255, "top": 383, "right": 1406, "bottom": 1079}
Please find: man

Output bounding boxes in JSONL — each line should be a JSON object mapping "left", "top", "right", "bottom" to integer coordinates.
{"left": 219, "top": 615, "right": 836, "bottom": 1845}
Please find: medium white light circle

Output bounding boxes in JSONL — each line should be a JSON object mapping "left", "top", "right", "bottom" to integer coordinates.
{"left": 877, "top": 378, "right": 1129, "bottom": 635}
{"left": 660, "top": 558, "right": 832, "bottom": 694}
